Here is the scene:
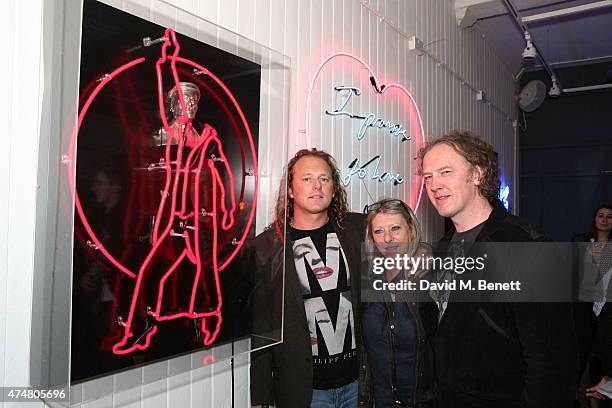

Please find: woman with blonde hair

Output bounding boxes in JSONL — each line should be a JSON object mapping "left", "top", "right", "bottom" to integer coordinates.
{"left": 360, "top": 198, "right": 433, "bottom": 407}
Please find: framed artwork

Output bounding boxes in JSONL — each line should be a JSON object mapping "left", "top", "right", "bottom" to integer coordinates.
{"left": 66, "top": 0, "right": 282, "bottom": 383}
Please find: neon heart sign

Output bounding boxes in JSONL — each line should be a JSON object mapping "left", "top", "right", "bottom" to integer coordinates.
{"left": 305, "top": 52, "right": 426, "bottom": 211}
{"left": 326, "top": 85, "right": 410, "bottom": 143}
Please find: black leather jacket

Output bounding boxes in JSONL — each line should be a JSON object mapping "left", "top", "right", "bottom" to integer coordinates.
{"left": 359, "top": 300, "right": 434, "bottom": 407}
{"left": 359, "top": 243, "right": 434, "bottom": 407}
{"left": 421, "top": 201, "right": 578, "bottom": 408}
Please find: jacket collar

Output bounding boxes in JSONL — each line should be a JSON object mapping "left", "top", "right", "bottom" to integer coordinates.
{"left": 439, "top": 200, "right": 507, "bottom": 243}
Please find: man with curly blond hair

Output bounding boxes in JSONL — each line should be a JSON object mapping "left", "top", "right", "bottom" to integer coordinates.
{"left": 251, "top": 148, "right": 366, "bottom": 408}
{"left": 419, "top": 131, "right": 577, "bottom": 408}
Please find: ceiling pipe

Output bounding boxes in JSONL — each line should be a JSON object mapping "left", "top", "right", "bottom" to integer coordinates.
{"left": 522, "top": 0, "right": 612, "bottom": 23}
{"left": 563, "top": 83, "right": 612, "bottom": 93}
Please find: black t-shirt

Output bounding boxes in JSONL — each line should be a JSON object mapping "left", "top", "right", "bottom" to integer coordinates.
{"left": 436, "top": 221, "right": 486, "bottom": 317}
{"left": 289, "top": 219, "right": 358, "bottom": 389}
{"left": 448, "top": 221, "right": 485, "bottom": 257}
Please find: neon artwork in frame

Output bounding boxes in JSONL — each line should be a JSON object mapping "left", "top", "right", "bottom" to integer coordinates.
{"left": 70, "top": 0, "right": 260, "bottom": 382}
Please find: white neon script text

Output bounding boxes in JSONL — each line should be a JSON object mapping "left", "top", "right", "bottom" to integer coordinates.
{"left": 326, "top": 86, "right": 410, "bottom": 142}
{"left": 342, "top": 155, "right": 404, "bottom": 186}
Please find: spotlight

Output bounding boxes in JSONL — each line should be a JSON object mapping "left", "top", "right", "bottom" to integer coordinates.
{"left": 522, "top": 31, "right": 537, "bottom": 61}
{"left": 548, "top": 80, "right": 562, "bottom": 98}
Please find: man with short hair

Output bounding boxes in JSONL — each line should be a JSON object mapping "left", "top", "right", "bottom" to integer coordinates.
{"left": 250, "top": 148, "right": 365, "bottom": 408}
{"left": 418, "top": 131, "right": 577, "bottom": 408}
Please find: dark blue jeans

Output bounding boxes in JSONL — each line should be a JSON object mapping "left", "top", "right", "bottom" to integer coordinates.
{"left": 310, "top": 379, "right": 358, "bottom": 408}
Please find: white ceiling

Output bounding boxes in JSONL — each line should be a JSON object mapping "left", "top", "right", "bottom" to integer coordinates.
{"left": 455, "top": 0, "right": 612, "bottom": 74}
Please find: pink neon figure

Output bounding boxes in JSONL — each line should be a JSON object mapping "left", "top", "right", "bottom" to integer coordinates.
{"left": 108, "top": 28, "right": 237, "bottom": 354}
{"left": 69, "top": 27, "right": 259, "bottom": 355}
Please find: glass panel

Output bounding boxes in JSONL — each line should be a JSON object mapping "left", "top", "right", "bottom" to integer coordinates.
{"left": 29, "top": 0, "right": 84, "bottom": 405}
{"left": 31, "top": 0, "right": 289, "bottom": 403}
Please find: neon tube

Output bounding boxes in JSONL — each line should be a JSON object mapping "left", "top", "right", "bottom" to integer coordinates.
{"left": 70, "top": 28, "right": 258, "bottom": 354}
{"left": 172, "top": 55, "right": 258, "bottom": 269}
{"left": 69, "top": 57, "right": 146, "bottom": 279}
{"left": 305, "top": 52, "right": 426, "bottom": 211}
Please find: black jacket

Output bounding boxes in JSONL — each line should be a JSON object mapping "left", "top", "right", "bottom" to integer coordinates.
{"left": 250, "top": 213, "right": 366, "bottom": 408}
{"left": 422, "top": 202, "right": 578, "bottom": 408}
{"left": 359, "top": 243, "right": 434, "bottom": 408}
{"left": 360, "top": 301, "right": 434, "bottom": 408}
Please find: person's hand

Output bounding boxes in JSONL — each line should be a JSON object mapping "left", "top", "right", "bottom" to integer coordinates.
{"left": 587, "top": 375, "right": 611, "bottom": 400}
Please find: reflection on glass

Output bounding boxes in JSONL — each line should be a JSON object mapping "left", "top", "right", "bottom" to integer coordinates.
{"left": 71, "top": 0, "right": 260, "bottom": 382}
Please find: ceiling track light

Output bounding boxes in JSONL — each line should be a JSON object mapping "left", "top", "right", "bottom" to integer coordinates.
{"left": 548, "top": 79, "right": 562, "bottom": 98}
{"left": 502, "top": 0, "right": 563, "bottom": 97}
{"left": 522, "top": 31, "right": 537, "bottom": 60}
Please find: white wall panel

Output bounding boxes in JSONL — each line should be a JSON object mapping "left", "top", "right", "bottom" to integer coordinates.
{"left": 1, "top": 0, "right": 45, "bottom": 407}
{"left": 0, "top": 0, "right": 14, "bottom": 398}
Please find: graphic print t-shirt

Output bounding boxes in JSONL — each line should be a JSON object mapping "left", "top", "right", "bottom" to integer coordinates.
{"left": 290, "top": 220, "right": 358, "bottom": 389}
